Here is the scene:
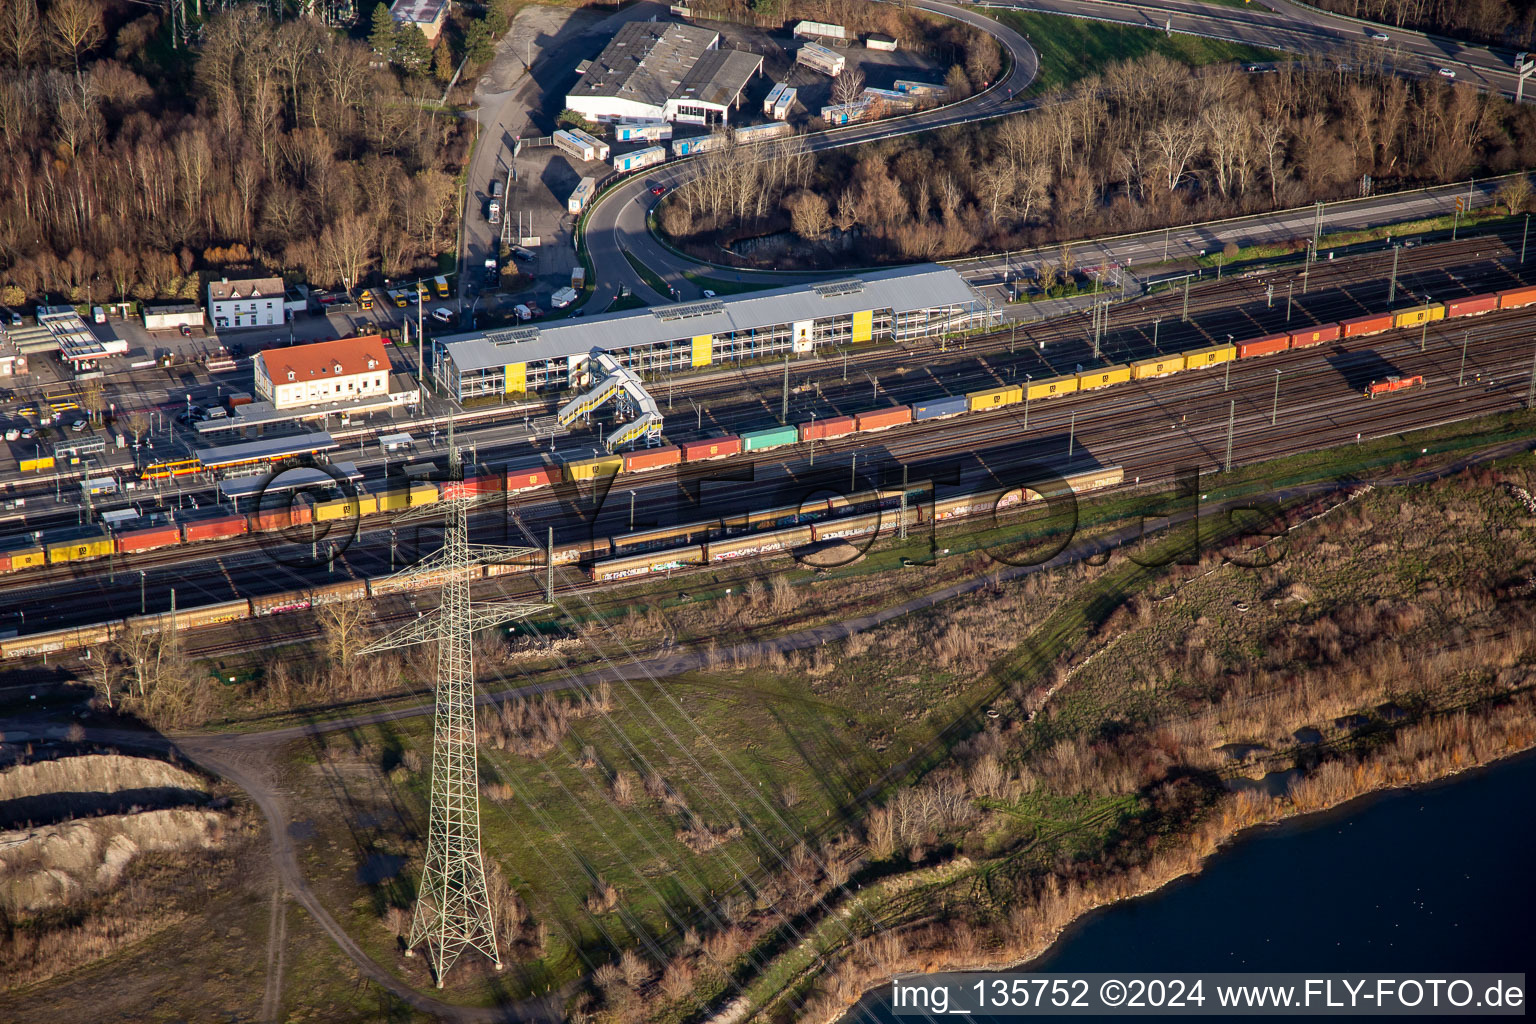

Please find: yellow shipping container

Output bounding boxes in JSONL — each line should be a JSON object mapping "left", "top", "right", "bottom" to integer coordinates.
{"left": 691, "top": 335, "right": 712, "bottom": 368}
{"left": 1184, "top": 344, "right": 1236, "bottom": 370}
{"left": 48, "top": 537, "right": 113, "bottom": 563}
{"left": 565, "top": 455, "right": 623, "bottom": 482}
{"left": 966, "top": 385, "right": 1023, "bottom": 412}
{"left": 1392, "top": 304, "right": 1446, "bottom": 330}
{"left": 409, "top": 484, "right": 439, "bottom": 507}
{"left": 19, "top": 456, "right": 55, "bottom": 473}
{"left": 1077, "top": 365, "right": 1131, "bottom": 390}
{"left": 1025, "top": 374, "right": 1079, "bottom": 401}
{"left": 315, "top": 495, "right": 378, "bottom": 521}
{"left": 4, "top": 546, "right": 45, "bottom": 570}
{"left": 377, "top": 488, "right": 412, "bottom": 511}
{"left": 1131, "top": 355, "right": 1187, "bottom": 380}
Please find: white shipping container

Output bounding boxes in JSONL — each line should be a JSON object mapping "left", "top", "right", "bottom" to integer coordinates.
{"left": 567, "top": 176, "right": 596, "bottom": 214}
{"left": 821, "top": 100, "right": 873, "bottom": 125}
{"left": 671, "top": 134, "right": 727, "bottom": 157}
{"left": 865, "top": 33, "right": 898, "bottom": 51}
{"left": 615, "top": 122, "right": 672, "bottom": 142}
{"left": 612, "top": 145, "right": 666, "bottom": 173}
{"left": 733, "top": 122, "right": 793, "bottom": 145}
{"left": 763, "top": 82, "right": 787, "bottom": 116}
{"left": 771, "top": 86, "right": 797, "bottom": 121}
{"left": 796, "top": 42, "right": 845, "bottom": 77}
{"left": 553, "top": 128, "right": 611, "bottom": 163}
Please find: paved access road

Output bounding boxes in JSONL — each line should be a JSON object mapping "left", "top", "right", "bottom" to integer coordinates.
{"left": 578, "top": 0, "right": 1524, "bottom": 305}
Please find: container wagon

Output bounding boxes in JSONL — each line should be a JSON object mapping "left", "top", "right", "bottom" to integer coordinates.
{"left": 1238, "top": 334, "right": 1290, "bottom": 359}
{"left": 182, "top": 514, "right": 248, "bottom": 543}
{"left": 741, "top": 426, "right": 798, "bottom": 452}
{"left": 612, "top": 146, "right": 666, "bottom": 174}
{"left": 506, "top": 463, "right": 558, "bottom": 492}
{"left": 567, "top": 177, "right": 596, "bottom": 215}
{"left": 1340, "top": 313, "right": 1394, "bottom": 338}
{"left": 614, "top": 520, "right": 720, "bottom": 554}
{"left": 680, "top": 436, "right": 742, "bottom": 461}
{"left": 590, "top": 545, "right": 705, "bottom": 582}
{"left": 913, "top": 396, "right": 969, "bottom": 420}
{"left": 1184, "top": 343, "right": 1236, "bottom": 369}
{"left": 733, "top": 122, "right": 792, "bottom": 145}
{"left": 1288, "top": 325, "right": 1340, "bottom": 349}
{"left": 0, "top": 545, "right": 45, "bottom": 572}
{"left": 1444, "top": 293, "right": 1498, "bottom": 318}
{"left": 967, "top": 385, "right": 1022, "bottom": 412}
{"left": 1077, "top": 365, "right": 1131, "bottom": 390}
{"left": 854, "top": 406, "right": 911, "bottom": 433}
{"left": 115, "top": 523, "right": 182, "bottom": 554}
{"left": 1392, "top": 304, "right": 1445, "bottom": 330}
{"left": 797, "top": 42, "right": 846, "bottom": 77}
{"left": 1025, "top": 374, "right": 1078, "bottom": 401}
{"left": 812, "top": 512, "right": 882, "bottom": 542}
{"left": 45, "top": 526, "right": 113, "bottom": 564}
{"left": 1364, "top": 374, "right": 1425, "bottom": 398}
{"left": 614, "top": 122, "right": 672, "bottom": 143}
{"left": 563, "top": 453, "right": 624, "bottom": 482}
{"left": 1498, "top": 285, "right": 1536, "bottom": 310}
{"left": 1131, "top": 355, "right": 1186, "bottom": 380}
{"left": 553, "top": 128, "right": 610, "bottom": 163}
{"left": 623, "top": 445, "right": 682, "bottom": 474}
{"left": 800, "top": 415, "right": 855, "bottom": 442}
{"left": 672, "top": 134, "right": 728, "bottom": 157}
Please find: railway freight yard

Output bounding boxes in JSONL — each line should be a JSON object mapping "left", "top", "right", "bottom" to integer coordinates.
{"left": 5, "top": 0, "right": 1536, "bottom": 1013}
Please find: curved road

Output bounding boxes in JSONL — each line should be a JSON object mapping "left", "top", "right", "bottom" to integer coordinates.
{"left": 579, "top": 0, "right": 1526, "bottom": 305}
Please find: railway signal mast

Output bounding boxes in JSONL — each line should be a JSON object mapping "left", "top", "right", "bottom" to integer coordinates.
{"left": 359, "top": 427, "right": 546, "bottom": 987}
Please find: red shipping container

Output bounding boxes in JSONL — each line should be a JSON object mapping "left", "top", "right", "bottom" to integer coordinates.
{"left": 1288, "top": 324, "right": 1340, "bottom": 348}
{"left": 854, "top": 406, "right": 912, "bottom": 432}
{"left": 680, "top": 435, "right": 742, "bottom": 462}
{"left": 181, "top": 515, "right": 247, "bottom": 543}
{"left": 1237, "top": 334, "right": 1289, "bottom": 359}
{"left": 1444, "top": 293, "right": 1498, "bottom": 318}
{"left": 1341, "top": 313, "right": 1393, "bottom": 338}
{"left": 507, "top": 466, "right": 557, "bottom": 492}
{"left": 1497, "top": 285, "right": 1536, "bottom": 311}
{"left": 799, "top": 415, "right": 855, "bottom": 442}
{"left": 0, "top": 551, "right": 10, "bottom": 573}
{"left": 623, "top": 445, "right": 682, "bottom": 473}
{"left": 116, "top": 525, "right": 182, "bottom": 553}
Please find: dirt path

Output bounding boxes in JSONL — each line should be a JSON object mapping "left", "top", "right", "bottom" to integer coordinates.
{"left": 21, "top": 437, "right": 1530, "bottom": 1020}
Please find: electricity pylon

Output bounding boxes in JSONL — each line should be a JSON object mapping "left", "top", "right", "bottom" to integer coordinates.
{"left": 360, "top": 435, "right": 547, "bottom": 987}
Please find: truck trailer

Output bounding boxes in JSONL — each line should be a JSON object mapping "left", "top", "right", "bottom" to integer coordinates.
{"left": 797, "top": 42, "right": 846, "bottom": 77}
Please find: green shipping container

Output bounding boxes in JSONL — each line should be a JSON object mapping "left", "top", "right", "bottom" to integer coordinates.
{"left": 741, "top": 426, "right": 799, "bottom": 452}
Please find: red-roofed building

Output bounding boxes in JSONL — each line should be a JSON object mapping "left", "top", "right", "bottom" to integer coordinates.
{"left": 253, "top": 336, "right": 393, "bottom": 410}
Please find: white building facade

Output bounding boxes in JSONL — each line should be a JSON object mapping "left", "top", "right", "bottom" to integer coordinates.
{"left": 208, "top": 276, "right": 284, "bottom": 331}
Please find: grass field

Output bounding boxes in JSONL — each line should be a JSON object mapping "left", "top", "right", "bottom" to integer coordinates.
{"left": 680, "top": 270, "right": 781, "bottom": 296}
{"left": 996, "top": 10, "right": 1285, "bottom": 92}
{"left": 622, "top": 249, "right": 672, "bottom": 299}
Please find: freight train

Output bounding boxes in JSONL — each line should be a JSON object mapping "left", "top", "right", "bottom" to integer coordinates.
{"left": 2, "top": 283, "right": 1532, "bottom": 580}
{"left": 0, "top": 466, "right": 1124, "bottom": 659}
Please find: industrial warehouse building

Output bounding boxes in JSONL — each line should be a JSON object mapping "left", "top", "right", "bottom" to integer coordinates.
{"left": 431, "top": 264, "right": 996, "bottom": 401}
{"left": 565, "top": 21, "right": 764, "bottom": 125}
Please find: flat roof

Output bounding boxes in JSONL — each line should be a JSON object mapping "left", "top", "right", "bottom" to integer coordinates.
{"left": 568, "top": 21, "right": 718, "bottom": 109}
{"left": 675, "top": 47, "right": 763, "bottom": 108}
{"left": 195, "top": 431, "right": 337, "bottom": 469}
{"left": 220, "top": 461, "right": 362, "bottom": 501}
{"left": 389, "top": 0, "right": 444, "bottom": 23}
{"left": 438, "top": 264, "right": 981, "bottom": 374}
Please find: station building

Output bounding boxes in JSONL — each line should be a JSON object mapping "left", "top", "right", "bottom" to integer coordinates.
{"left": 431, "top": 264, "right": 997, "bottom": 402}
{"left": 564, "top": 21, "right": 764, "bottom": 126}
{"left": 253, "top": 335, "right": 392, "bottom": 410}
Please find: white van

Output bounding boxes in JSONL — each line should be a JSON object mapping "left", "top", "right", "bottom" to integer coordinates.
{"left": 92, "top": 306, "right": 105, "bottom": 323}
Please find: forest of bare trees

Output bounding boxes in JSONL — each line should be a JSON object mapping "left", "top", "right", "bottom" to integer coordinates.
{"left": 661, "top": 54, "right": 1536, "bottom": 267}
{"left": 1309, "top": 0, "right": 1534, "bottom": 48}
{"left": 0, "top": 0, "right": 472, "bottom": 303}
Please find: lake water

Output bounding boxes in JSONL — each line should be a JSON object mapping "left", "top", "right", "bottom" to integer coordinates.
{"left": 843, "top": 750, "right": 1536, "bottom": 1022}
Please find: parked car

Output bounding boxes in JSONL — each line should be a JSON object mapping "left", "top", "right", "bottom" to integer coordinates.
{"left": 69, "top": 418, "right": 86, "bottom": 432}
{"left": 1438, "top": 67, "right": 1456, "bottom": 78}
{"left": 20, "top": 427, "right": 33, "bottom": 439}
{"left": 510, "top": 246, "right": 536, "bottom": 262}
{"left": 7, "top": 311, "right": 20, "bottom": 327}
{"left": 3, "top": 428, "right": 18, "bottom": 441}
{"left": 702, "top": 289, "right": 717, "bottom": 299}
{"left": 180, "top": 324, "right": 193, "bottom": 337}
{"left": 431, "top": 307, "right": 454, "bottom": 324}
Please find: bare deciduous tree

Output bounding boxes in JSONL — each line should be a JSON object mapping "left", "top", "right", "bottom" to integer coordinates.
{"left": 831, "top": 67, "right": 865, "bottom": 108}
